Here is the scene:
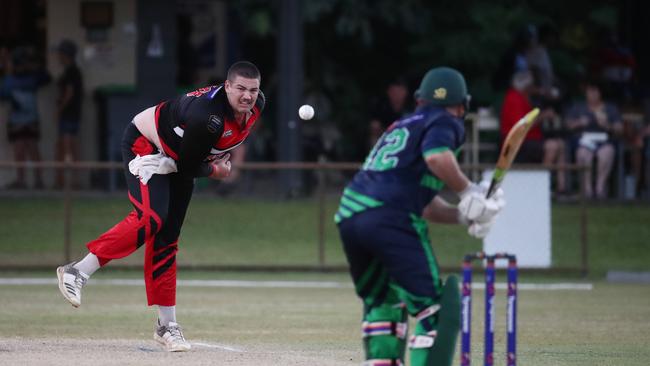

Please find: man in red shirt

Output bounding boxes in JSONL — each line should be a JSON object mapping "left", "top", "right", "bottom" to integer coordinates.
{"left": 500, "top": 70, "right": 544, "bottom": 163}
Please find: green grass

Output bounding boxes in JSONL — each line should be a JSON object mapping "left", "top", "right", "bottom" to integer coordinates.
{"left": 1, "top": 196, "right": 649, "bottom": 364}
{"left": 1, "top": 196, "right": 649, "bottom": 275}
{"left": 0, "top": 277, "right": 649, "bottom": 365}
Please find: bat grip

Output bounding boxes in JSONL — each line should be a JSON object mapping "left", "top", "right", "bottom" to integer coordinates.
{"left": 486, "top": 180, "right": 497, "bottom": 199}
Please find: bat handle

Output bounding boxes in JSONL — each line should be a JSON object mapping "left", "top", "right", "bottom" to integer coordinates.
{"left": 486, "top": 180, "right": 498, "bottom": 199}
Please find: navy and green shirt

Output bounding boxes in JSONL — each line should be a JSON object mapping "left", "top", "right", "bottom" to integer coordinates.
{"left": 335, "top": 105, "right": 465, "bottom": 223}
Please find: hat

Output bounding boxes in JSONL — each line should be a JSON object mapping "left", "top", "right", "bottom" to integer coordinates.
{"left": 415, "top": 66, "right": 469, "bottom": 106}
{"left": 57, "top": 39, "right": 77, "bottom": 57}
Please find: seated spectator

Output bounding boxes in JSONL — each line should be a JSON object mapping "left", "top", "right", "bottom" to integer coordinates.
{"left": 525, "top": 24, "right": 568, "bottom": 194}
{"left": 368, "top": 77, "right": 411, "bottom": 149}
{"left": 501, "top": 70, "right": 566, "bottom": 194}
{"left": 565, "top": 80, "right": 622, "bottom": 199}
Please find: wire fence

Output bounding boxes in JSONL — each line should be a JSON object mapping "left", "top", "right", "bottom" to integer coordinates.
{"left": 0, "top": 160, "right": 589, "bottom": 274}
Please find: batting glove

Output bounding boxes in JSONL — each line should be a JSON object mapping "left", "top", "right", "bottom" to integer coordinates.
{"left": 467, "top": 216, "right": 496, "bottom": 238}
{"left": 458, "top": 182, "right": 505, "bottom": 224}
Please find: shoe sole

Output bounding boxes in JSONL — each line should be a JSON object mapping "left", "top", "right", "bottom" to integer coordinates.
{"left": 154, "top": 333, "right": 191, "bottom": 352}
{"left": 56, "top": 266, "right": 80, "bottom": 308}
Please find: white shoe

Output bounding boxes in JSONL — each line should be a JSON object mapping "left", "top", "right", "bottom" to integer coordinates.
{"left": 56, "top": 262, "right": 88, "bottom": 308}
{"left": 154, "top": 321, "right": 192, "bottom": 352}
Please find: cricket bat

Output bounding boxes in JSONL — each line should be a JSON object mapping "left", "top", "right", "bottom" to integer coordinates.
{"left": 486, "top": 108, "right": 541, "bottom": 198}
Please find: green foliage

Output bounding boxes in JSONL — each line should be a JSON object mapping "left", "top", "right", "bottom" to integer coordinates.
{"left": 232, "top": 0, "right": 624, "bottom": 160}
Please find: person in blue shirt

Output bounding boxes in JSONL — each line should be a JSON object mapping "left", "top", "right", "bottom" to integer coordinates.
{"left": 335, "top": 67, "right": 505, "bottom": 366}
{"left": 0, "top": 46, "right": 50, "bottom": 189}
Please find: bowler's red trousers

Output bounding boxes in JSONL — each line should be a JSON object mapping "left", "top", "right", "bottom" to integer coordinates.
{"left": 87, "top": 124, "right": 194, "bottom": 306}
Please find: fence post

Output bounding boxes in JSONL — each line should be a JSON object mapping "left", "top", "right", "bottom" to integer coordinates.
{"left": 317, "top": 164, "right": 326, "bottom": 267}
{"left": 579, "top": 165, "right": 589, "bottom": 276}
{"left": 63, "top": 158, "right": 72, "bottom": 263}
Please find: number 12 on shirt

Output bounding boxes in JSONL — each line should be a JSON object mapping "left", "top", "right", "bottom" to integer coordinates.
{"left": 363, "top": 127, "right": 410, "bottom": 171}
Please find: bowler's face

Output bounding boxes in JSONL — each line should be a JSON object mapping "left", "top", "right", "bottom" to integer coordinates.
{"left": 225, "top": 76, "right": 260, "bottom": 115}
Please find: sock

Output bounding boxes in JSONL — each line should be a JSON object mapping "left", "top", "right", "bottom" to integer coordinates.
{"left": 158, "top": 305, "right": 176, "bottom": 326}
{"left": 73, "top": 253, "right": 101, "bottom": 276}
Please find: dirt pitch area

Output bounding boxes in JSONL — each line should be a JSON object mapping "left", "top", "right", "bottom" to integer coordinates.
{"left": 0, "top": 338, "right": 356, "bottom": 366}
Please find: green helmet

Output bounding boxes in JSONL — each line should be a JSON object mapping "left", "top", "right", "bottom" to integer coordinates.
{"left": 414, "top": 67, "right": 469, "bottom": 107}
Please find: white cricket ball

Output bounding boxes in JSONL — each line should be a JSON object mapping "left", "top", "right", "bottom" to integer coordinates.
{"left": 298, "top": 104, "right": 315, "bottom": 120}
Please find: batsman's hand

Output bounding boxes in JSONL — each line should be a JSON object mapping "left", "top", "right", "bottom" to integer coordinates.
{"left": 458, "top": 182, "right": 505, "bottom": 224}
{"left": 467, "top": 216, "right": 495, "bottom": 239}
{"left": 208, "top": 153, "right": 231, "bottom": 180}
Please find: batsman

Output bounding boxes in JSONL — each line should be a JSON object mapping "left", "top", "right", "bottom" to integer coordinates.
{"left": 335, "top": 67, "right": 505, "bottom": 366}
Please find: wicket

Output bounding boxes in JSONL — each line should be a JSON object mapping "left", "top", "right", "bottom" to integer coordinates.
{"left": 461, "top": 252, "right": 518, "bottom": 366}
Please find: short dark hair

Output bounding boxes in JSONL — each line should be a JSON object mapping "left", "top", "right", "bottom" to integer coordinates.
{"left": 227, "top": 61, "right": 260, "bottom": 81}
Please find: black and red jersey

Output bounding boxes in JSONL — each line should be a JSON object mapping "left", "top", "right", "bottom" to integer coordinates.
{"left": 153, "top": 84, "right": 265, "bottom": 177}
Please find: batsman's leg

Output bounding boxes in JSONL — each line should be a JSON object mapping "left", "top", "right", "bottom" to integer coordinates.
{"left": 339, "top": 216, "right": 407, "bottom": 365}
{"left": 352, "top": 259, "right": 408, "bottom": 364}
{"left": 381, "top": 214, "right": 460, "bottom": 366}
{"left": 362, "top": 298, "right": 408, "bottom": 365}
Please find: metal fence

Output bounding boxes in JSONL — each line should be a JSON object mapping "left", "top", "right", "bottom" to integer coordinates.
{"left": 0, "top": 160, "right": 589, "bottom": 274}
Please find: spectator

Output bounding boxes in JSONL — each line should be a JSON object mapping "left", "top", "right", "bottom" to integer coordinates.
{"left": 492, "top": 24, "right": 536, "bottom": 92}
{"left": 500, "top": 71, "right": 566, "bottom": 193}
{"left": 500, "top": 71, "right": 544, "bottom": 163}
{"left": 0, "top": 46, "right": 50, "bottom": 189}
{"left": 526, "top": 24, "right": 567, "bottom": 194}
{"left": 54, "top": 40, "right": 83, "bottom": 189}
{"left": 590, "top": 28, "right": 637, "bottom": 104}
{"left": 526, "top": 24, "right": 561, "bottom": 102}
{"left": 368, "top": 77, "right": 411, "bottom": 149}
{"left": 565, "top": 80, "right": 622, "bottom": 199}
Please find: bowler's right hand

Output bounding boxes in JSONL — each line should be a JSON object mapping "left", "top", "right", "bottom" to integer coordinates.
{"left": 208, "top": 153, "right": 232, "bottom": 180}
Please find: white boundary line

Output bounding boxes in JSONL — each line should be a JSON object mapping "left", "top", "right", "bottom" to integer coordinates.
{"left": 0, "top": 278, "right": 592, "bottom": 290}
{"left": 191, "top": 342, "right": 244, "bottom": 352}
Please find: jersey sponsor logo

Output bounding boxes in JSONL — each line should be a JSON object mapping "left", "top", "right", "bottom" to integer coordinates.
{"left": 207, "top": 115, "right": 221, "bottom": 133}
{"left": 433, "top": 87, "right": 447, "bottom": 100}
{"left": 186, "top": 86, "right": 213, "bottom": 97}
